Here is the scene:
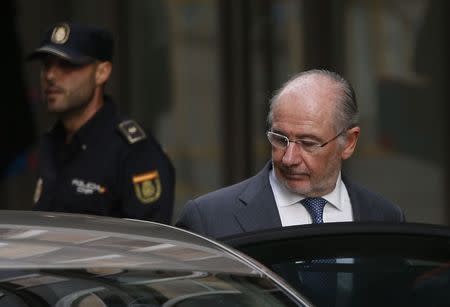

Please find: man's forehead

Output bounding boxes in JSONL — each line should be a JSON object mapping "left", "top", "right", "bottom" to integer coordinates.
{"left": 273, "top": 97, "right": 333, "bottom": 123}
{"left": 276, "top": 85, "right": 338, "bottom": 112}
{"left": 273, "top": 86, "right": 338, "bottom": 130}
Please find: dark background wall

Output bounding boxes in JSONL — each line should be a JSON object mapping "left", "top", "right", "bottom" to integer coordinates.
{"left": 2, "top": 0, "right": 449, "bottom": 225}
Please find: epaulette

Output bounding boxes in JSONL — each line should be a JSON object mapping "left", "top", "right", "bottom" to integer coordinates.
{"left": 118, "top": 120, "right": 147, "bottom": 144}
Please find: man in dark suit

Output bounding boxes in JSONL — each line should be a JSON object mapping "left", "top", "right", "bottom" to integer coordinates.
{"left": 176, "top": 69, "right": 405, "bottom": 239}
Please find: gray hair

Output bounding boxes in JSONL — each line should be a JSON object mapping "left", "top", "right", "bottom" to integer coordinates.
{"left": 267, "top": 69, "right": 359, "bottom": 133}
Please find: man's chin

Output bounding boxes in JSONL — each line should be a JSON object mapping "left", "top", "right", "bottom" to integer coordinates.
{"left": 46, "top": 101, "right": 64, "bottom": 114}
{"left": 282, "top": 179, "right": 311, "bottom": 195}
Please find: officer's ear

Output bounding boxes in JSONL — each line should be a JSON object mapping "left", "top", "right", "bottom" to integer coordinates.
{"left": 95, "top": 61, "right": 112, "bottom": 85}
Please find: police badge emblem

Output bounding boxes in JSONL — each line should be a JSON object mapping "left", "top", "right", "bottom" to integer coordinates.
{"left": 51, "top": 23, "right": 70, "bottom": 44}
{"left": 132, "top": 170, "right": 161, "bottom": 204}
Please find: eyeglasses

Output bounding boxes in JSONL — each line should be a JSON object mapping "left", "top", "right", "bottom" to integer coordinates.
{"left": 266, "top": 129, "right": 347, "bottom": 153}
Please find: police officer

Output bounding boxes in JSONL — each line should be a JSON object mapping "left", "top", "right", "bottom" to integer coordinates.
{"left": 28, "top": 22, "right": 175, "bottom": 223}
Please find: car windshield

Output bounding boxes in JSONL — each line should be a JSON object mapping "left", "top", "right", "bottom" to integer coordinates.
{"left": 0, "top": 268, "right": 301, "bottom": 306}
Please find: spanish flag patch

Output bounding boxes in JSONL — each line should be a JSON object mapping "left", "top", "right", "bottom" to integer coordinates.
{"left": 132, "top": 170, "right": 161, "bottom": 204}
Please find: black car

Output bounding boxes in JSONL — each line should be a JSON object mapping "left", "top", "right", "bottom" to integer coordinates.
{"left": 0, "top": 210, "right": 312, "bottom": 306}
{"left": 224, "top": 222, "right": 450, "bottom": 307}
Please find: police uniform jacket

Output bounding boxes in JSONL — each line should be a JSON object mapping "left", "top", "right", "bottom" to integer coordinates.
{"left": 33, "top": 97, "right": 175, "bottom": 224}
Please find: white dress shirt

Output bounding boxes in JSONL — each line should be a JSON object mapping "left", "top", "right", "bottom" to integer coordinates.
{"left": 269, "top": 169, "right": 354, "bottom": 226}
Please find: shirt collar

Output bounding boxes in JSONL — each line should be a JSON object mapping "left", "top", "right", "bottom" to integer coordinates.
{"left": 322, "top": 173, "right": 343, "bottom": 210}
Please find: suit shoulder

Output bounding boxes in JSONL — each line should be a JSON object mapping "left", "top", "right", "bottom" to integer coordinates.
{"left": 345, "top": 178, "right": 405, "bottom": 220}
{"left": 193, "top": 176, "right": 255, "bottom": 206}
{"left": 347, "top": 180, "right": 392, "bottom": 204}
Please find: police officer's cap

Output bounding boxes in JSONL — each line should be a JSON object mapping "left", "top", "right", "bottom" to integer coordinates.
{"left": 28, "top": 22, "right": 113, "bottom": 65}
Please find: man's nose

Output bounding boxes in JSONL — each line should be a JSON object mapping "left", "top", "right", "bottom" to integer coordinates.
{"left": 42, "top": 67, "right": 54, "bottom": 81}
{"left": 281, "top": 142, "right": 303, "bottom": 166}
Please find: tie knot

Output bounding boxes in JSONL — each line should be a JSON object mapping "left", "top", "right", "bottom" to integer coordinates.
{"left": 300, "top": 197, "right": 327, "bottom": 224}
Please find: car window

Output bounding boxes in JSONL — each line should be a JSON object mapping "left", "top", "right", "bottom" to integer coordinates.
{"left": 224, "top": 222, "right": 450, "bottom": 307}
{"left": 269, "top": 255, "right": 450, "bottom": 307}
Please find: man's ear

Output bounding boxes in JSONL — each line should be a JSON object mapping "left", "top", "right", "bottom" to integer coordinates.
{"left": 341, "top": 126, "right": 360, "bottom": 160}
{"left": 95, "top": 61, "right": 112, "bottom": 85}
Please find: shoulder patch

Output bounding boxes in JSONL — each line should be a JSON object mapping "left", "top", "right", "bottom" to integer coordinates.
{"left": 132, "top": 170, "right": 161, "bottom": 204}
{"left": 118, "top": 120, "right": 147, "bottom": 144}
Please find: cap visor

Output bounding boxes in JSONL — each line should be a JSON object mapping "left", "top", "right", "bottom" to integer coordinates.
{"left": 27, "top": 46, "right": 94, "bottom": 65}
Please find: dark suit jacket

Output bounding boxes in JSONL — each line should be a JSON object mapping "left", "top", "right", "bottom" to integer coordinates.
{"left": 175, "top": 162, "right": 405, "bottom": 239}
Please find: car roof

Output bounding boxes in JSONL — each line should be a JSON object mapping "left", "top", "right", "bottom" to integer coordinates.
{"left": 0, "top": 210, "right": 261, "bottom": 274}
{"left": 0, "top": 211, "right": 314, "bottom": 306}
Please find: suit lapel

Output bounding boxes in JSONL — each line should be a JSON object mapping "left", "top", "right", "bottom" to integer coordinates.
{"left": 343, "top": 176, "right": 364, "bottom": 221}
{"left": 234, "top": 162, "right": 282, "bottom": 232}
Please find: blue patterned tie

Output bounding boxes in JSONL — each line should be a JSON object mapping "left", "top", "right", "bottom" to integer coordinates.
{"left": 299, "top": 197, "right": 337, "bottom": 306}
{"left": 301, "top": 197, "right": 327, "bottom": 224}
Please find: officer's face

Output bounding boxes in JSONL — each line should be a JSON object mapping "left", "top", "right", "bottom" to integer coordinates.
{"left": 40, "top": 55, "right": 97, "bottom": 115}
{"left": 270, "top": 76, "right": 359, "bottom": 197}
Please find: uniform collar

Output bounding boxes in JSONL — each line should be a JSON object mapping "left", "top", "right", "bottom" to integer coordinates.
{"left": 49, "top": 96, "right": 117, "bottom": 147}
{"left": 75, "top": 96, "right": 117, "bottom": 146}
